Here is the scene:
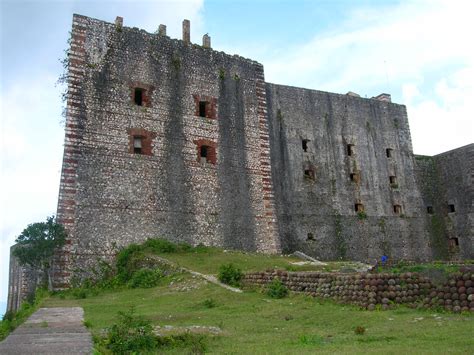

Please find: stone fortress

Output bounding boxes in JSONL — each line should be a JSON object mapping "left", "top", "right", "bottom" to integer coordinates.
{"left": 7, "top": 14, "right": 473, "bottom": 311}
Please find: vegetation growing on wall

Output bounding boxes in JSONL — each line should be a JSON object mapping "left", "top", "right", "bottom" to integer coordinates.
{"left": 13, "top": 216, "right": 66, "bottom": 290}
{"left": 334, "top": 212, "right": 346, "bottom": 259}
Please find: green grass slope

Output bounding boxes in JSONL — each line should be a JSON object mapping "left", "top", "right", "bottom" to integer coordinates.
{"left": 40, "top": 245, "right": 473, "bottom": 354}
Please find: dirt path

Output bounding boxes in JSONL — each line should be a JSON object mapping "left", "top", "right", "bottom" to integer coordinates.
{"left": 0, "top": 307, "right": 92, "bottom": 354}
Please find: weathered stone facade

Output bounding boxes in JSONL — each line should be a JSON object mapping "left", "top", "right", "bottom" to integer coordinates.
{"left": 44, "top": 14, "right": 474, "bottom": 284}
{"left": 266, "top": 84, "right": 432, "bottom": 261}
{"left": 7, "top": 14, "right": 473, "bottom": 311}
{"left": 415, "top": 144, "right": 474, "bottom": 260}
{"left": 52, "top": 14, "right": 280, "bottom": 288}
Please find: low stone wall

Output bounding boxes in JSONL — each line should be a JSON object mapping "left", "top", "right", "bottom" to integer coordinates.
{"left": 243, "top": 267, "right": 474, "bottom": 313}
{"left": 421, "top": 269, "right": 474, "bottom": 312}
{"left": 6, "top": 245, "right": 38, "bottom": 313}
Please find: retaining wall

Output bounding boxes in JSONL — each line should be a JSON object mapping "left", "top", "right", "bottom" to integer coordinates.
{"left": 243, "top": 267, "right": 474, "bottom": 313}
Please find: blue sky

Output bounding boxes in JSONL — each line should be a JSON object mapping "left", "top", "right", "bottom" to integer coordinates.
{"left": 0, "top": 0, "right": 473, "bottom": 307}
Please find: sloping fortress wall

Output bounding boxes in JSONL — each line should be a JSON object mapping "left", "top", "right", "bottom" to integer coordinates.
{"left": 266, "top": 84, "right": 432, "bottom": 261}
{"left": 415, "top": 144, "right": 474, "bottom": 259}
{"left": 7, "top": 13, "right": 472, "bottom": 309}
{"left": 52, "top": 14, "right": 280, "bottom": 287}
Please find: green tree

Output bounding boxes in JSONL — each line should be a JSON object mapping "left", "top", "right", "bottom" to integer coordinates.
{"left": 13, "top": 216, "right": 67, "bottom": 289}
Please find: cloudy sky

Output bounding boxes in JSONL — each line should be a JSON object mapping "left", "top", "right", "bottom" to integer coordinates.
{"left": 0, "top": 0, "right": 473, "bottom": 308}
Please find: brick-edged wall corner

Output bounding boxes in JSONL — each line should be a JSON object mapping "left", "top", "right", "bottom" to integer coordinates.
{"left": 53, "top": 14, "right": 88, "bottom": 289}
{"left": 255, "top": 64, "right": 281, "bottom": 253}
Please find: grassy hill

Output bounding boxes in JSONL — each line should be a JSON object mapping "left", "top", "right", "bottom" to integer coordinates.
{"left": 38, "top": 243, "right": 474, "bottom": 354}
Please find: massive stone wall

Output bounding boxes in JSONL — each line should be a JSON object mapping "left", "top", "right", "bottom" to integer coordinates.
{"left": 415, "top": 144, "right": 474, "bottom": 259}
{"left": 46, "top": 14, "right": 471, "bottom": 288}
{"left": 54, "top": 14, "right": 280, "bottom": 286}
{"left": 266, "top": 84, "right": 431, "bottom": 262}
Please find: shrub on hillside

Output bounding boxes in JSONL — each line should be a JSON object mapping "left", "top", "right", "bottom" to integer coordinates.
{"left": 266, "top": 278, "right": 289, "bottom": 299}
{"left": 143, "top": 238, "right": 178, "bottom": 253}
{"left": 218, "top": 263, "right": 243, "bottom": 287}
{"left": 128, "top": 268, "right": 163, "bottom": 288}
{"left": 106, "top": 307, "right": 157, "bottom": 354}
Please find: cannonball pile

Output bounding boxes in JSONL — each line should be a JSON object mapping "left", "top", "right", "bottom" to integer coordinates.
{"left": 421, "top": 267, "right": 474, "bottom": 313}
{"left": 243, "top": 270, "right": 433, "bottom": 310}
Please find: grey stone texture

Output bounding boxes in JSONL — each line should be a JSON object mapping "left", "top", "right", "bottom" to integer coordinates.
{"left": 266, "top": 83, "right": 432, "bottom": 262}
{"left": 0, "top": 307, "right": 92, "bottom": 354}
{"left": 52, "top": 14, "right": 279, "bottom": 288}
{"left": 6, "top": 14, "right": 473, "bottom": 312}
{"left": 6, "top": 246, "right": 38, "bottom": 313}
{"left": 243, "top": 266, "right": 474, "bottom": 312}
{"left": 415, "top": 144, "right": 474, "bottom": 259}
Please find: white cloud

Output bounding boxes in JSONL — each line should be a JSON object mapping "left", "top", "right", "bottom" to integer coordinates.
{"left": 0, "top": 74, "right": 64, "bottom": 302}
{"left": 255, "top": 0, "right": 474, "bottom": 155}
{"left": 408, "top": 65, "right": 474, "bottom": 155}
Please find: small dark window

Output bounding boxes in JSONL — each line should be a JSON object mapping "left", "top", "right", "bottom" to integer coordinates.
{"left": 448, "top": 204, "right": 455, "bottom": 213}
{"left": 307, "top": 232, "right": 315, "bottom": 241}
{"left": 393, "top": 204, "right": 402, "bottom": 214}
{"left": 134, "top": 88, "right": 143, "bottom": 106}
{"left": 133, "top": 136, "right": 143, "bottom": 154}
{"left": 200, "top": 145, "right": 209, "bottom": 158}
{"left": 304, "top": 169, "right": 315, "bottom": 180}
{"left": 302, "top": 139, "right": 309, "bottom": 152}
{"left": 448, "top": 238, "right": 459, "bottom": 251}
{"left": 355, "top": 203, "right": 364, "bottom": 212}
{"left": 199, "top": 101, "right": 207, "bottom": 117}
{"left": 389, "top": 176, "right": 397, "bottom": 185}
{"left": 350, "top": 172, "right": 360, "bottom": 183}
{"left": 386, "top": 148, "right": 393, "bottom": 158}
{"left": 347, "top": 144, "right": 354, "bottom": 156}
{"left": 427, "top": 206, "right": 434, "bottom": 214}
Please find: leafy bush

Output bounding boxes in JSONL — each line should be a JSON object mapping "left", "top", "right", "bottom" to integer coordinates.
{"left": 202, "top": 298, "right": 217, "bottom": 308}
{"left": 13, "top": 216, "right": 66, "bottom": 288}
{"left": 218, "top": 263, "right": 243, "bottom": 287}
{"left": 128, "top": 268, "right": 163, "bottom": 288}
{"left": 106, "top": 307, "right": 157, "bottom": 354}
{"left": 143, "top": 238, "right": 177, "bottom": 253}
{"left": 116, "top": 244, "right": 148, "bottom": 282}
{"left": 266, "top": 278, "right": 289, "bottom": 299}
{"left": 157, "top": 333, "right": 207, "bottom": 353}
{"left": 104, "top": 307, "right": 207, "bottom": 354}
{"left": 354, "top": 325, "right": 366, "bottom": 335}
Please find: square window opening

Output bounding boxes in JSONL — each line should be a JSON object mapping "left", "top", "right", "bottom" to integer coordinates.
{"left": 389, "top": 176, "right": 397, "bottom": 184}
{"left": 427, "top": 206, "right": 434, "bottom": 214}
{"left": 307, "top": 232, "right": 315, "bottom": 241}
{"left": 134, "top": 88, "right": 144, "bottom": 106}
{"left": 200, "top": 145, "right": 209, "bottom": 158}
{"left": 355, "top": 203, "right": 364, "bottom": 212}
{"left": 393, "top": 205, "right": 402, "bottom": 214}
{"left": 133, "top": 136, "right": 143, "bottom": 154}
{"left": 448, "top": 238, "right": 459, "bottom": 249}
{"left": 302, "top": 139, "right": 309, "bottom": 152}
{"left": 304, "top": 169, "right": 314, "bottom": 180}
{"left": 448, "top": 204, "right": 455, "bottom": 213}
{"left": 386, "top": 148, "right": 393, "bottom": 158}
{"left": 199, "top": 101, "right": 207, "bottom": 117}
{"left": 347, "top": 144, "right": 354, "bottom": 156}
{"left": 350, "top": 173, "right": 359, "bottom": 182}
